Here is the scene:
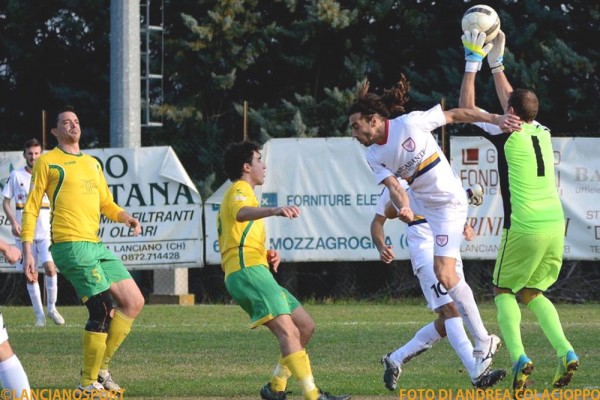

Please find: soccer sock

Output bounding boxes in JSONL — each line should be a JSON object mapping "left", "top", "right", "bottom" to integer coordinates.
{"left": 444, "top": 317, "right": 475, "bottom": 376}
{"left": 45, "top": 274, "right": 58, "bottom": 313}
{"left": 494, "top": 293, "right": 524, "bottom": 363}
{"left": 390, "top": 321, "right": 441, "bottom": 366}
{"left": 447, "top": 279, "right": 489, "bottom": 350}
{"left": 527, "top": 294, "right": 572, "bottom": 357}
{"left": 281, "top": 350, "right": 319, "bottom": 400}
{"left": 0, "top": 354, "right": 31, "bottom": 398}
{"left": 81, "top": 331, "right": 108, "bottom": 386}
{"left": 101, "top": 310, "right": 134, "bottom": 370}
{"left": 27, "top": 282, "right": 45, "bottom": 318}
{"left": 269, "top": 358, "right": 292, "bottom": 392}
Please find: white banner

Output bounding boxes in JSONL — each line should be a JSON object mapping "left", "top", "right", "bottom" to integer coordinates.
{"left": 451, "top": 136, "right": 600, "bottom": 260}
{"left": 1, "top": 146, "right": 203, "bottom": 270}
{"left": 204, "top": 138, "right": 410, "bottom": 264}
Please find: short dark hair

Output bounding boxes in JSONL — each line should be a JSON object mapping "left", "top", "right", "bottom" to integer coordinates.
{"left": 56, "top": 105, "right": 76, "bottom": 124}
{"left": 23, "top": 138, "right": 42, "bottom": 152}
{"left": 223, "top": 141, "right": 261, "bottom": 181}
{"left": 507, "top": 89, "right": 538, "bottom": 122}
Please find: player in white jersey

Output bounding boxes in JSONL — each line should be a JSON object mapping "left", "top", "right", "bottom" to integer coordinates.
{"left": 0, "top": 239, "right": 31, "bottom": 398}
{"left": 2, "top": 139, "right": 65, "bottom": 327}
{"left": 347, "top": 76, "right": 521, "bottom": 380}
{"left": 373, "top": 181, "right": 505, "bottom": 389}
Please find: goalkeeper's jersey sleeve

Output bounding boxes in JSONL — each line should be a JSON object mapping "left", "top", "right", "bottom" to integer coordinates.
{"left": 21, "top": 147, "right": 124, "bottom": 243}
{"left": 217, "top": 180, "right": 268, "bottom": 278}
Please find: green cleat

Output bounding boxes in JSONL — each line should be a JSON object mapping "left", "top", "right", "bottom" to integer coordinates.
{"left": 553, "top": 350, "right": 579, "bottom": 388}
{"left": 512, "top": 355, "right": 534, "bottom": 399}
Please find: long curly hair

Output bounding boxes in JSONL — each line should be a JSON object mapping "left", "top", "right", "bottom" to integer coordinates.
{"left": 347, "top": 74, "right": 411, "bottom": 119}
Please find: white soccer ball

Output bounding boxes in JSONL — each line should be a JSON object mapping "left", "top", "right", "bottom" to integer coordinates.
{"left": 462, "top": 4, "right": 501, "bottom": 43}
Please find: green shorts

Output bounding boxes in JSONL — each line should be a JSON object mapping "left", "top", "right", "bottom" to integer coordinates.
{"left": 493, "top": 229, "right": 563, "bottom": 293}
{"left": 225, "top": 265, "right": 301, "bottom": 329}
{"left": 51, "top": 241, "right": 132, "bottom": 302}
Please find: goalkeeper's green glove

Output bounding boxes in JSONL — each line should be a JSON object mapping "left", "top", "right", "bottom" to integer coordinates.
{"left": 488, "top": 30, "right": 505, "bottom": 73}
{"left": 462, "top": 29, "right": 492, "bottom": 73}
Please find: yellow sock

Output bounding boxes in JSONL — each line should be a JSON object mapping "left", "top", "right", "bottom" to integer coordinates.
{"left": 282, "top": 350, "right": 319, "bottom": 400}
{"left": 82, "top": 331, "right": 108, "bottom": 386}
{"left": 101, "top": 310, "right": 134, "bottom": 370}
{"left": 269, "top": 358, "right": 292, "bottom": 392}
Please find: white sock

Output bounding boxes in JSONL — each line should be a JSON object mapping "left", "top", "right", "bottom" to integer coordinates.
{"left": 46, "top": 274, "right": 58, "bottom": 313}
{"left": 0, "top": 354, "right": 31, "bottom": 397}
{"left": 447, "top": 279, "right": 489, "bottom": 350}
{"left": 445, "top": 316, "right": 476, "bottom": 376}
{"left": 390, "top": 322, "right": 441, "bottom": 366}
{"left": 27, "top": 282, "right": 44, "bottom": 318}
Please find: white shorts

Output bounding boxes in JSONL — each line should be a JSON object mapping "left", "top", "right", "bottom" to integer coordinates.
{"left": 14, "top": 238, "right": 53, "bottom": 272}
{"left": 421, "top": 202, "right": 468, "bottom": 260}
{"left": 0, "top": 312, "right": 8, "bottom": 344}
{"left": 408, "top": 215, "right": 464, "bottom": 311}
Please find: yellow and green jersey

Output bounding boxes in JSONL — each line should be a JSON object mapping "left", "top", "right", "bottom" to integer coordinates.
{"left": 217, "top": 180, "right": 268, "bottom": 278}
{"left": 21, "top": 147, "right": 123, "bottom": 244}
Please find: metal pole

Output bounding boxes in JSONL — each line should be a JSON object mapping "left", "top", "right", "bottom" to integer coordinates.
{"left": 110, "top": 0, "right": 141, "bottom": 148}
{"left": 243, "top": 101, "right": 248, "bottom": 141}
{"left": 42, "top": 110, "right": 47, "bottom": 150}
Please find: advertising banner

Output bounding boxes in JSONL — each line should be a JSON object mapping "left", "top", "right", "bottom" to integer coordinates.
{"left": 1, "top": 146, "right": 203, "bottom": 271}
{"left": 204, "top": 138, "right": 410, "bottom": 264}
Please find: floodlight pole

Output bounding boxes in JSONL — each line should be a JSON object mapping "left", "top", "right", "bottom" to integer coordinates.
{"left": 110, "top": 0, "right": 141, "bottom": 148}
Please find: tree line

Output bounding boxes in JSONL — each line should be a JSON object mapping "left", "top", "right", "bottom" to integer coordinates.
{"left": 1, "top": 0, "right": 597, "bottom": 196}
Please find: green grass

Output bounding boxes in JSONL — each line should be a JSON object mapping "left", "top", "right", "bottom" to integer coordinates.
{"left": 2, "top": 302, "right": 599, "bottom": 399}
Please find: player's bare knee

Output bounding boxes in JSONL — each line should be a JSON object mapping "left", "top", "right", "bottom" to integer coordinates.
{"left": 438, "top": 302, "right": 460, "bottom": 319}
{"left": 43, "top": 263, "right": 56, "bottom": 276}
{"left": 299, "top": 320, "right": 316, "bottom": 343}
{"left": 84, "top": 291, "right": 114, "bottom": 333}
{"left": 519, "top": 289, "right": 541, "bottom": 305}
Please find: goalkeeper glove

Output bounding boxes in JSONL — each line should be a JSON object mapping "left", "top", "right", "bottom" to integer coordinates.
{"left": 488, "top": 30, "right": 505, "bottom": 73}
{"left": 466, "top": 184, "right": 484, "bottom": 207}
{"left": 462, "top": 29, "right": 493, "bottom": 73}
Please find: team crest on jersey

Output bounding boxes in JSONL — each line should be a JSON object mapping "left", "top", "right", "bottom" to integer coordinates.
{"left": 402, "top": 138, "right": 416, "bottom": 152}
{"left": 436, "top": 235, "right": 449, "bottom": 247}
{"left": 234, "top": 189, "right": 247, "bottom": 202}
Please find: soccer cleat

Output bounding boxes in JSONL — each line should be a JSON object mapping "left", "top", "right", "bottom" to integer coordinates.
{"left": 472, "top": 334, "right": 501, "bottom": 380}
{"left": 381, "top": 354, "right": 401, "bottom": 391}
{"left": 472, "top": 368, "right": 506, "bottom": 389}
{"left": 260, "top": 382, "right": 288, "bottom": 400}
{"left": 317, "top": 389, "right": 351, "bottom": 400}
{"left": 47, "top": 309, "right": 65, "bottom": 325}
{"left": 35, "top": 314, "right": 46, "bottom": 328}
{"left": 553, "top": 350, "right": 579, "bottom": 388}
{"left": 512, "top": 354, "right": 534, "bottom": 398}
{"left": 98, "top": 370, "right": 121, "bottom": 391}
{"left": 76, "top": 382, "right": 107, "bottom": 399}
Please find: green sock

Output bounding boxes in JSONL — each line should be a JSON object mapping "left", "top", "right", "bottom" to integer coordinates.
{"left": 527, "top": 295, "right": 572, "bottom": 357}
{"left": 495, "top": 293, "right": 525, "bottom": 363}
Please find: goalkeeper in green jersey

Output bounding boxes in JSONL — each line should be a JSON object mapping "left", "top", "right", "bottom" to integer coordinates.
{"left": 460, "top": 29, "right": 579, "bottom": 397}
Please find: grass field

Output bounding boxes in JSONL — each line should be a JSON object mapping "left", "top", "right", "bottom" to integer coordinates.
{"left": 2, "top": 301, "right": 599, "bottom": 399}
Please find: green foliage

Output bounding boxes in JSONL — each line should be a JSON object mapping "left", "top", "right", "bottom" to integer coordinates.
{"left": 0, "top": 0, "right": 598, "bottom": 194}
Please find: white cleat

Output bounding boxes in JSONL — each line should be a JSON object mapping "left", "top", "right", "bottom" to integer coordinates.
{"left": 48, "top": 309, "right": 65, "bottom": 325}
{"left": 35, "top": 315, "right": 46, "bottom": 328}
{"left": 472, "top": 334, "right": 501, "bottom": 380}
{"left": 98, "top": 369, "right": 121, "bottom": 391}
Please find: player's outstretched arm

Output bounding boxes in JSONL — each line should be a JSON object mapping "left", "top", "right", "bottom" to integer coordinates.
{"left": 237, "top": 205, "right": 301, "bottom": 222}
